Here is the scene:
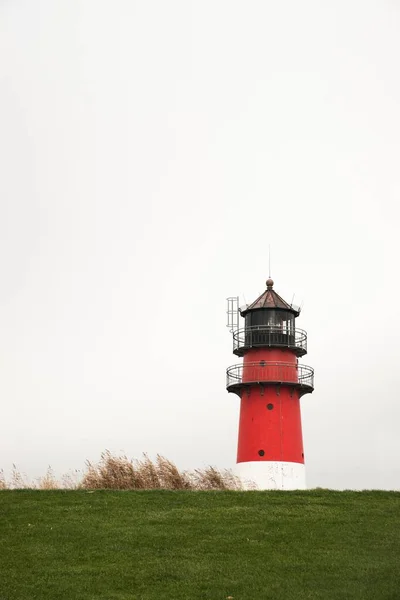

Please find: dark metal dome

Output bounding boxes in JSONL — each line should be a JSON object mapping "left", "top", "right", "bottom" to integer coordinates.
{"left": 240, "top": 279, "right": 299, "bottom": 316}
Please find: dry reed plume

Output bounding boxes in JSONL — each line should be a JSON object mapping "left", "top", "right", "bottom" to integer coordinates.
{"left": 0, "top": 451, "right": 243, "bottom": 491}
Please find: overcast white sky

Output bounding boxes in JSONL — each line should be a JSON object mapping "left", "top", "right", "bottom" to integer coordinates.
{"left": 1, "top": 0, "right": 400, "bottom": 489}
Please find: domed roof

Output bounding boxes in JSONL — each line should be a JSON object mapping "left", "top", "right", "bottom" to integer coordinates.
{"left": 240, "top": 279, "right": 299, "bottom": 316}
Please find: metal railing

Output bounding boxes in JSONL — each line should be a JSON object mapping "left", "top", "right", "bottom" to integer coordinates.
{"left": 226, "top": 362, "right": 314, "bottom": 391}
{"left": 232, "top": 326, "right": 307, "bottom": 355}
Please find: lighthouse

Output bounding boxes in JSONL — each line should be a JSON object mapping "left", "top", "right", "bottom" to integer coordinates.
{"left": 226, "top": 277, "right": 314, "bottom": 490}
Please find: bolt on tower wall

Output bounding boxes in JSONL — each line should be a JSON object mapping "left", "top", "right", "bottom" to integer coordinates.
{"left": 226, "top": 277, "right": 314, "bottom": 490}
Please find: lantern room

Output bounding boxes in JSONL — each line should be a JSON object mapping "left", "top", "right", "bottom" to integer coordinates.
{"left": 232, "top": 278, "right": 307, "bottom": 358}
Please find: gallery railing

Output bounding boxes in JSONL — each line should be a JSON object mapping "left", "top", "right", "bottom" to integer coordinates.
{"left": 232, "top": 326, "right": 307, "bottom": 356}
{"left": 226, "top": 362, "right": 314, "bottom": 392}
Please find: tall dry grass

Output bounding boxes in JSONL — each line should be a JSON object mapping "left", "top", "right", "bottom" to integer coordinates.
{"left": 0, "top": 451, "right": 243, "bottom": 491}
{"left": 80, "top": 451, "right": 243, "bottom": 490}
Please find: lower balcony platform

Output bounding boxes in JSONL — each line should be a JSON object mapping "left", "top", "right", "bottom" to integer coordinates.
{"left": 226, "top": 361, "right": 314, "bottom": 397}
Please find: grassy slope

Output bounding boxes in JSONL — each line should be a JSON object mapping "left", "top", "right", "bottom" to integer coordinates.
{"left": 1, "top": 490, "right": 399, "bottom": 600}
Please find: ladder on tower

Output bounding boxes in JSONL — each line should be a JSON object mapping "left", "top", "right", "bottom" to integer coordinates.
{"left": 226, "top": 297, "right": 240, "bottom": 333}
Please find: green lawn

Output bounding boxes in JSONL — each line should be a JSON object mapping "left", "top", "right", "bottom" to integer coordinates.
{"left": 1, "top": 490, "right": 399, "bottom": 600}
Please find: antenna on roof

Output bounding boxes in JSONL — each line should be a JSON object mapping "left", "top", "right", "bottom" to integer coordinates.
{"left": 291, "top": 294, "right": 295, "bottom": 308}
{"left": 268, "top": 244, "right": 271, "bottom": 278}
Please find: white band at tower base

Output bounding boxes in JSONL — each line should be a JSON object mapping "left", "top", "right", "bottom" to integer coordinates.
{"left": 236, "top": 461, "right": 306, "bottom": 490}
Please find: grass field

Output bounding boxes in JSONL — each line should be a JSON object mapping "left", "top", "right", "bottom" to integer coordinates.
{"left": 1, "top": 490, "right": 399, "bottom": 600}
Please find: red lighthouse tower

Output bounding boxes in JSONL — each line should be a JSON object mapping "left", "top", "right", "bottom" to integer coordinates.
{"left": 226, "top": 277, "right": 314, "bottom": 490}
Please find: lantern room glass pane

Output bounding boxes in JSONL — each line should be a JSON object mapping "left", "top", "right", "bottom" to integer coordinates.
{"left": 245, "top": 309, "right": 295, "bottom": 331}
